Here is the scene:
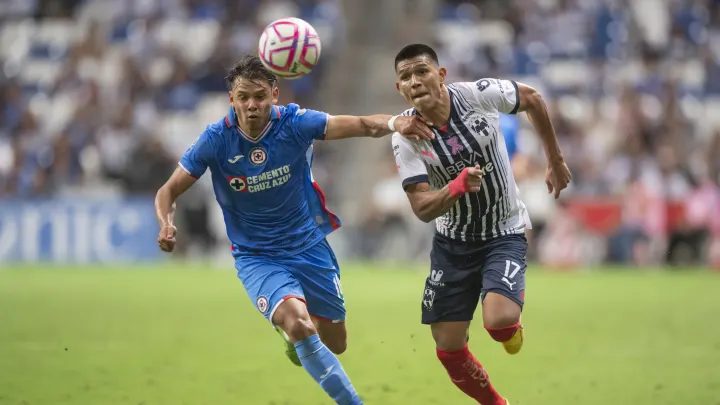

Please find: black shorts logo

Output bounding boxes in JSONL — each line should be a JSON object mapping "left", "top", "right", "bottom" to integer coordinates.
{"left": 423, "top": 288, "right": 435, "bottom": 310}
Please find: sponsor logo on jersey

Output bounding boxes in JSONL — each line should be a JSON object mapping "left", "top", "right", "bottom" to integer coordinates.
{"left": 476, "top": 79, "right": 491, "bottom": 92}
{"left": 228, "top": 165, "right": 292, "bottom": 193}
{"left": 228, "top": 176, "right": 247, "bottom": 192}
{"left": 445, "top": 153, "right": 496, "bottom": 176}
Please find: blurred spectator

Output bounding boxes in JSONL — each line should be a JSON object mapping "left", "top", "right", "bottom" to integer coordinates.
{"left": 3, "top": 0, "right": 720, "bottom": 267}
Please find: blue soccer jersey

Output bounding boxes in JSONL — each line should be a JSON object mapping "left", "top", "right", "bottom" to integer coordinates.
{"left": 179, "top": 103, "right": 341, "bottom": 257}
{"left": 500, "top": 113, "right": 519, "bottom": 160}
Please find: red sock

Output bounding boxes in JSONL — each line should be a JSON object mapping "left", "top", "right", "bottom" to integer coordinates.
{"left": 485, "top": 322, "right": 521, "bottom": 342}
{"left": 436, "top": 344, "right": 505, "bottom": 405}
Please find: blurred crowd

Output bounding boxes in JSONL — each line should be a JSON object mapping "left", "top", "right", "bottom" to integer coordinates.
{"left": 2, "top": 0, "right": 719, "bottom": 267}
{"left": 0, "top": 0, "right": 342, "bottom": 256}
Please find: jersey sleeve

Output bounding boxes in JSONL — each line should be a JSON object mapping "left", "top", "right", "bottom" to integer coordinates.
{"left": 293, "top": 107, "right": 329, "bottom": 145}
{"left": 471, "top": 78, "right": 520, "bottom": 115}
{"left": 179, "top": 129, "right": 214, "bottom": 178}
{"left": 392, "top": 134, "right": 429, "bottom": 190}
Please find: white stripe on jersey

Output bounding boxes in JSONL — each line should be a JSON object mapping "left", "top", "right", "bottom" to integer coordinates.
{"left": 392, "top": 79, "right": 531, "bottom": 242}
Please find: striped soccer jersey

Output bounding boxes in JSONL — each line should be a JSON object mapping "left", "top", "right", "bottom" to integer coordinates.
{"left": 391, "top": 78, "right": 532, "bottom": 242}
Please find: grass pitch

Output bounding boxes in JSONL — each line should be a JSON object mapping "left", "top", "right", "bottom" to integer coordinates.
{"left": 0, "top": 264, "right": 719, "bottom": 405}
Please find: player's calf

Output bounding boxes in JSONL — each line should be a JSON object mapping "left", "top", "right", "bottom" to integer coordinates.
{"left": 432, "top": 322, "right": 507, "bottom": 405}
{"left": 273, "top": 298, "right": 363, "bottom": 405}
{"left": 313, "top": 317, "right": 347, "bottom": 355}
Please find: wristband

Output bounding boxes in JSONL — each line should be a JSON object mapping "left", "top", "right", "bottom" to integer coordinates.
{"left": 388, "top": 115, "right": 399, "bottom": 132}
{"left": 448, "top": 168, "right": 471, "bottom": 198}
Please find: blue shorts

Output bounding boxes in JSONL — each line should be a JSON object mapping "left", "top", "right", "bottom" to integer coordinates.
{"left": 235, "top": 238, "right": 345, "bottom": 324}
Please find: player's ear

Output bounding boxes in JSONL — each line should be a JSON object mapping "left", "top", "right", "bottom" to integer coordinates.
{"left": 395, "top": 82, "right": 400, "bottom": 92}
{"left": 271, "top": 86, "right": 279, "bottom": 104}
{"left": 228, "top": 91, "right": 233, "bottom": 104}
{"left": 438, "top": 67, "right": 447, "bottom": 84}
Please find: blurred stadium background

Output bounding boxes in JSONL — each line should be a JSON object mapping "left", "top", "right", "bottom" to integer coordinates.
{"left": 1, "top": 0, "right": 719, "bottom": 404}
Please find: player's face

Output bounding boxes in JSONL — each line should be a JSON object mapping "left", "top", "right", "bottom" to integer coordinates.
{"left": 229, "top": 78, "right": 279, "bottom": 130}
{"left": 395, "top": 56, "right": 446, "bottom": 110}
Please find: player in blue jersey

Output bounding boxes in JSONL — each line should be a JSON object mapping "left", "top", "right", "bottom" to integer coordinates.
{"left": 153, "top": 55, "right": 432, "bottom": 405}
{"left": 500, "top": 114, "right": 519, "bottom": 160}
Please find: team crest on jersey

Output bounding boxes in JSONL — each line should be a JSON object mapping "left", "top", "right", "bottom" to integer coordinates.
{"left": 249, "top": 147, "right": 267, "bottom": 165}
{"left": 462, "top": 111, "right": 493, "bottom": 138}
{"left": 227, "top": 176, "right": 248, "bottom": 192}
{"left": 256, "top": 296, "right": 269, "bottom": 313}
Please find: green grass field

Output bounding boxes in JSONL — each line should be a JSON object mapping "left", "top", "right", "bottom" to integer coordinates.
{"left": 1, "top": 264, "right": 719, "bottom": 405}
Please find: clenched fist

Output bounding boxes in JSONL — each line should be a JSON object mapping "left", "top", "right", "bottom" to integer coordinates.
{"left": 546, "top": 160, "right": 572, "bottom": 199}
{"left": 158, "top": 225, "right": 177, "bottom": 252}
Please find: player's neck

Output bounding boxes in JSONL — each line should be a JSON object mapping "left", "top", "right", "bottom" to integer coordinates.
{"left": 415, "top": 85, "right": 451, "bottom": 129}
{"left": 236, "top": 115, "right": 270, "bottom": 139}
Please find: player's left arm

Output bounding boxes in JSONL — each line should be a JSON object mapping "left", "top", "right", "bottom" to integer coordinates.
{"left": 324, "top": 115, "right": 434, "bottom": 141}
{"left": 472, "top": 78, "right": 571, "bottom": 198}
{"left": 514, "top": 82, "right": 572, "bottom": 198}
{"left": 292, "top": 107, "right": 433, "bottom": 143}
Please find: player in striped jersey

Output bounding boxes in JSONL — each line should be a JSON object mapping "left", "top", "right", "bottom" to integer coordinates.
{"left": 389, "top": 44, "right": 571, "bottom": 405}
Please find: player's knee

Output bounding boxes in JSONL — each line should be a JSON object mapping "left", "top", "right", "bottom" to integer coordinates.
{"left": 483, "top": 309, "right": 521, "bottom": 331}
{"left": 285, "top": 316, "right": 317, "bottom": 342}
{"left": 431, "top": 323, "right": 470, "bottom": 352}
{"left": 324, "top": 338, "right": 347, "bottom": 355}
{"left": 482, "top": 292, "right": 521, "bottom": 331}
{"left": 483, "top": 306, "right": 521, "bottom": 343}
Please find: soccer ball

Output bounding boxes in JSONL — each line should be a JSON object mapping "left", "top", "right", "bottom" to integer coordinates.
{"left": 258, "top": 17, "right": 321, "bottom": 80}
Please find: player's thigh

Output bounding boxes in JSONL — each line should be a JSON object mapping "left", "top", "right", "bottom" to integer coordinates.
{"left": 290, "top": 239, "right": 346, "bottom": 324}
{"left": 480, "top": 233, "right": 528, "bottom": 328}
{"left": 422, "top": 234, "right": 484, "bottom": 328}
{"left": 235, "top": 256, "right": 305, "bottom": 323}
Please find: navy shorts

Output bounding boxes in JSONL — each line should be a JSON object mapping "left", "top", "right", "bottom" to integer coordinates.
{"left": 421, "top": 232, "right": 528, "bottom": 325}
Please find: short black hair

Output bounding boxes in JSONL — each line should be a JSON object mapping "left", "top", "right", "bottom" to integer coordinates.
{"left": 394, "top": 44, "right": 440, "bottom": 71}
{"left": 225, "top": 55, "right": 278, "bottom": 90}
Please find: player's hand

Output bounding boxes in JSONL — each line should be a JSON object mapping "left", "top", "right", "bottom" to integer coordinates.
{"left": 394, "top": 116, "right": 434, "bottom": 141}
{"left": 545, "top": 160, "right": 572, "bottom": 199}
{"left": 466, "top": 165, "right": 484, "bottom": 192}
{"left": 158, "top": 225, "right": 177, "bottom": 252}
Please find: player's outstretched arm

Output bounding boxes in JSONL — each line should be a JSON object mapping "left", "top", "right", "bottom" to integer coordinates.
{"left": 404, "top": 166, "right": 483, "bottom": 223}
{"left": 154, "top": 167, "right": 197, "bottom": 252}
{"left": 324, "top": 114, "right": 434, "bottom": 141}
{"left": 515, "top": 83, "right": 572, "bottom": 198}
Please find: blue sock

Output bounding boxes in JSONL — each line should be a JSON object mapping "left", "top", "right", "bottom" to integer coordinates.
{"left": 294, "top": 334, "right": 363, "bottom": 405}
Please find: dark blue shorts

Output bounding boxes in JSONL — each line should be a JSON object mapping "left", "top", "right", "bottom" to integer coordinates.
{"left": 421, "top": 232, "right": 527, "bottom": 324}
{"left": 235, "top": 238, "right": 345, "bottom": 324}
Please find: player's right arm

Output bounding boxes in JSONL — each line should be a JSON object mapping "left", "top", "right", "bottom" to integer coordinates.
{"left": 155, "top": 130, "right": 212, "bottom": 252}
{"left": 392, "top": 135, "right": 482, "bottom": 223}
{"left": 155, "top": 168, "right": 197, "bottom": 252}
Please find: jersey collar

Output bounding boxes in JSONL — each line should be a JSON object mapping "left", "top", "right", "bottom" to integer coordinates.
{"left": 225, "top": 105, "right": 282, "bottom": 143}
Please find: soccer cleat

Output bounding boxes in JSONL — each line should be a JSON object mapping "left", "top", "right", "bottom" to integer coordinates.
{"left": 275, "top": 326, "right": 302, "bottom": 367}
{"left": 501, "top": 324, "right": 524, "bottom": 355}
